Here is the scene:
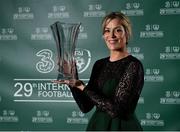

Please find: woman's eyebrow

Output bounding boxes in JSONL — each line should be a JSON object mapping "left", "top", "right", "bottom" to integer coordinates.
{"left": 105, "top": 26, "right": 123, "bottom": 29}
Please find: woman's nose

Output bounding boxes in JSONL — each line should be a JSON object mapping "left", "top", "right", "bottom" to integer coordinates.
{"left": 110, "top": 30, "right": 116, "bottom": 38}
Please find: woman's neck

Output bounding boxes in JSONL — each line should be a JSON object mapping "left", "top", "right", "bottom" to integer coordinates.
{"left": 109, "top": 50, "right": 129, "bottom": 62}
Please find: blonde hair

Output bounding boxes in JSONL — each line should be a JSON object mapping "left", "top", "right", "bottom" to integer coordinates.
{"left": 102, "top": 12, "right": 132, "bottom": 44}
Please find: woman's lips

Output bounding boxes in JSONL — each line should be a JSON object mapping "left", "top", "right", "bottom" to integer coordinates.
{"left": 108, "top": 40, "right": 118, "bottom": 44}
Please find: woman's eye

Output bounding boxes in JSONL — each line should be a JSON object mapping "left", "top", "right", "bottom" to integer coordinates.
{"left": 104, "top": 29, "right": 110, "bottom": 33}
{"left": 116, "top": 28, "right": 122, "bottom": 32}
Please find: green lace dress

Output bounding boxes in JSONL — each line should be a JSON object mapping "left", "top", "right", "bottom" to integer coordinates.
{"left": 71, "top": 55, "right": 144, "bottom": 131}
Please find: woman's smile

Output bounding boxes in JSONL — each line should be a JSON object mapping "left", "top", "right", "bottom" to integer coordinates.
{"left": 108, "top": 39, "right": 118, "bottom": 44}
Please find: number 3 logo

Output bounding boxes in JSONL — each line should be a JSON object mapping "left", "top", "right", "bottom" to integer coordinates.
{"left": 36, "top": 49, "right": 55, "bottom": 73}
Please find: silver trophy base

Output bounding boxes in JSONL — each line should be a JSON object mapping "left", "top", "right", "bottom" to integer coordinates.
{"left": 57, "top": 73, "right": 73, "bottom": 80}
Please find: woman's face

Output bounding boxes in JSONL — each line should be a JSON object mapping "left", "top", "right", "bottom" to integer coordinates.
{"left": 103, "top": 18, "right": 127, "bottom": 51}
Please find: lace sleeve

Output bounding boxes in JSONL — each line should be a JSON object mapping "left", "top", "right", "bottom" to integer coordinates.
{"left": 83, "top": 61, "right": 144, "bottom": 118}
{"left": 70, "top": 60, "right": 101, "bottom": 113}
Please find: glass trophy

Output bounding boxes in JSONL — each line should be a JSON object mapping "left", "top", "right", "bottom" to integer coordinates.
{"left": 50, "top": 21, "right": 81, "bottom": 80}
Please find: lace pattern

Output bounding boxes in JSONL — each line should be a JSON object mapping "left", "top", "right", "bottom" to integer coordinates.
{"left": 72, "top": 55, "right": 144, "bottom": 119}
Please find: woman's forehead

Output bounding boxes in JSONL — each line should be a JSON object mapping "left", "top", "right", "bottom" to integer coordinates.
{"left": 105, "top": 19, "right": 123, "bottom": 27}
{"left": 105, "top": 18, "right": 123, "bottom": 25}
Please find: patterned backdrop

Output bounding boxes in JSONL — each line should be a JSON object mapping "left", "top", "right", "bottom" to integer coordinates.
{"left": 0, "top": 0, "right": 180, "bottom": 131}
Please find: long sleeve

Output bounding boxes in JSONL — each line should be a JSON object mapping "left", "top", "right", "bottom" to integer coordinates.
{"left": 83, "top": 60, "right": 144, "bottom": 119}
{"left": 70, "top": 60, "right": 102, "bottom": 113}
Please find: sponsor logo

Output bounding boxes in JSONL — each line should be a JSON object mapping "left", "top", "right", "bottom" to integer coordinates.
{"left": 144, "top": 68, "right": 164, "bottom": 82}
{"left": 83, "top": 4, "right": 105, "bottom": 17}
{"left": 48, "top": 5, "right": 70, "bottom": 19}
{"left": 32, "top": 110, "right": 53, "bottom": 123}
{"left": 160, "top": 46, "right": 180, "bottom": 60}
{"left": 75, "top": 48, "right": 91, "bottom": 74}
{"left": 121, "top": 2, "right": 144, "bottom": 16}
{"left": 0, "top": 110, "right": 18, "bottom": 122}
{"left": 140, "top": 24, "right": 164, "bottom": 38}
{"left": 160, "top": 1, "right": 180, "bottom": 15}
{"left": 78, "top": 25, "right": 88, "bottom": 39}
{"left": 0, "top": 28, "right": 17, "bottom": 40}
{"left": 31, "top": 27, "right": 52, "bottom": 40}
{"left": 36, "top": 49, "right": 55, "bottom": 73}
{"left": 67, "top": 110, "right": 88, "bottom": 124}
{"left": 160, "top": 90, "right": 180, "bottom": 104}
{"left": 127, "top": 47, "right": 144, "bottom": 60}
{"left": 141, "top": 113, "right": 164, "bottom": 126}
{"left": 13, "top": 7, "right": 34, "bottom": 20}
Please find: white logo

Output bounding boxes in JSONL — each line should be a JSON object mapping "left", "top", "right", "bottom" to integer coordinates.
{"left": 133, "top": 3, "right": 140, "bottom": 9}
{"left": 36, "top": 49, "right": 55, "bottom": 73}
{"left": 75, "top": 48, "right": 91, "bottom": 73}
{"left": 153, "top": 113, "right": 160, "bottom": 120}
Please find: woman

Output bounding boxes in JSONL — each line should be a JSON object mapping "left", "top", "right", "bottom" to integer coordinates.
{"left": 59, "top": 12, "right": 144, "bottom": 131}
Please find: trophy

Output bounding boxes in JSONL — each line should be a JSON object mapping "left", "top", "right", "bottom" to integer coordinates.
{"left": 50, "top": 21, "right": 81, "bottom": 80}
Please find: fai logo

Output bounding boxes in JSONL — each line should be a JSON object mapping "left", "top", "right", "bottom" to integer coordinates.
{"left": 75, "top": 48, "right": 91, "bottom": 73}
{"left": 36, "top": 49, "right": 55, "bottom": 73}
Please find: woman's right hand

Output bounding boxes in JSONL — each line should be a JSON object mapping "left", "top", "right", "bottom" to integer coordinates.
{"left": 52, "top": 79, "right": 85, "bottom": 91}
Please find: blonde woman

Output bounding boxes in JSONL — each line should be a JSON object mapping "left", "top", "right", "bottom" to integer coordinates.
{"left": 58, "top": 12, "right": 144, "bottom": 131}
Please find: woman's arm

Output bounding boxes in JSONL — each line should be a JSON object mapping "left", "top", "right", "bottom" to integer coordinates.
{"left": 70, "top": 60, "right": 102, "bottom": 113}
{"left": 83, "top": 61, "right": 144, "bottom": 118}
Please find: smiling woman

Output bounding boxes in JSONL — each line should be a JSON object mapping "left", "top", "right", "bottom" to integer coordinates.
{"left": 102, "top": 12, "right": 132, "bottom": 45}
{"left": 103, "top": 20, "right": 127, "bottom": 54}
{"left": 56, "top": 12, "right": 144, "bottom": 131}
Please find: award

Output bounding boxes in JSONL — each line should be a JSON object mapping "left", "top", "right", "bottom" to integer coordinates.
{"left": 50, "top": 21, "right": 81, "bottom": 80}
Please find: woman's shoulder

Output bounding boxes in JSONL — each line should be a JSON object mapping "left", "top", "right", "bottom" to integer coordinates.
{"left": 128, "top": 55, "right": 142, "bottom": 63}
{"left": 96, "top": 57, "right": 109, "bottom": 63}
{"left": 93, "top": 57, "right": 109, "bottom": 67}
{"left": 127, "top": 55, "right": 144, "bottom": 70}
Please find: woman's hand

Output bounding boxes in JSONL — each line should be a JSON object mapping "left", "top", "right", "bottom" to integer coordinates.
{"left": 52, "top": 79, "right": 85, "bottom": 91}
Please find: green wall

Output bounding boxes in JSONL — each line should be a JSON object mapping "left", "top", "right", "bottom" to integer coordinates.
{"left": 0, "top": 0, "right": 180, "bottom": 131}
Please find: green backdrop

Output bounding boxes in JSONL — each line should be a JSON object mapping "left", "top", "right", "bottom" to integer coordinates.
{"left": 0, "top": 0, "right": 180, "bottom": 131}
